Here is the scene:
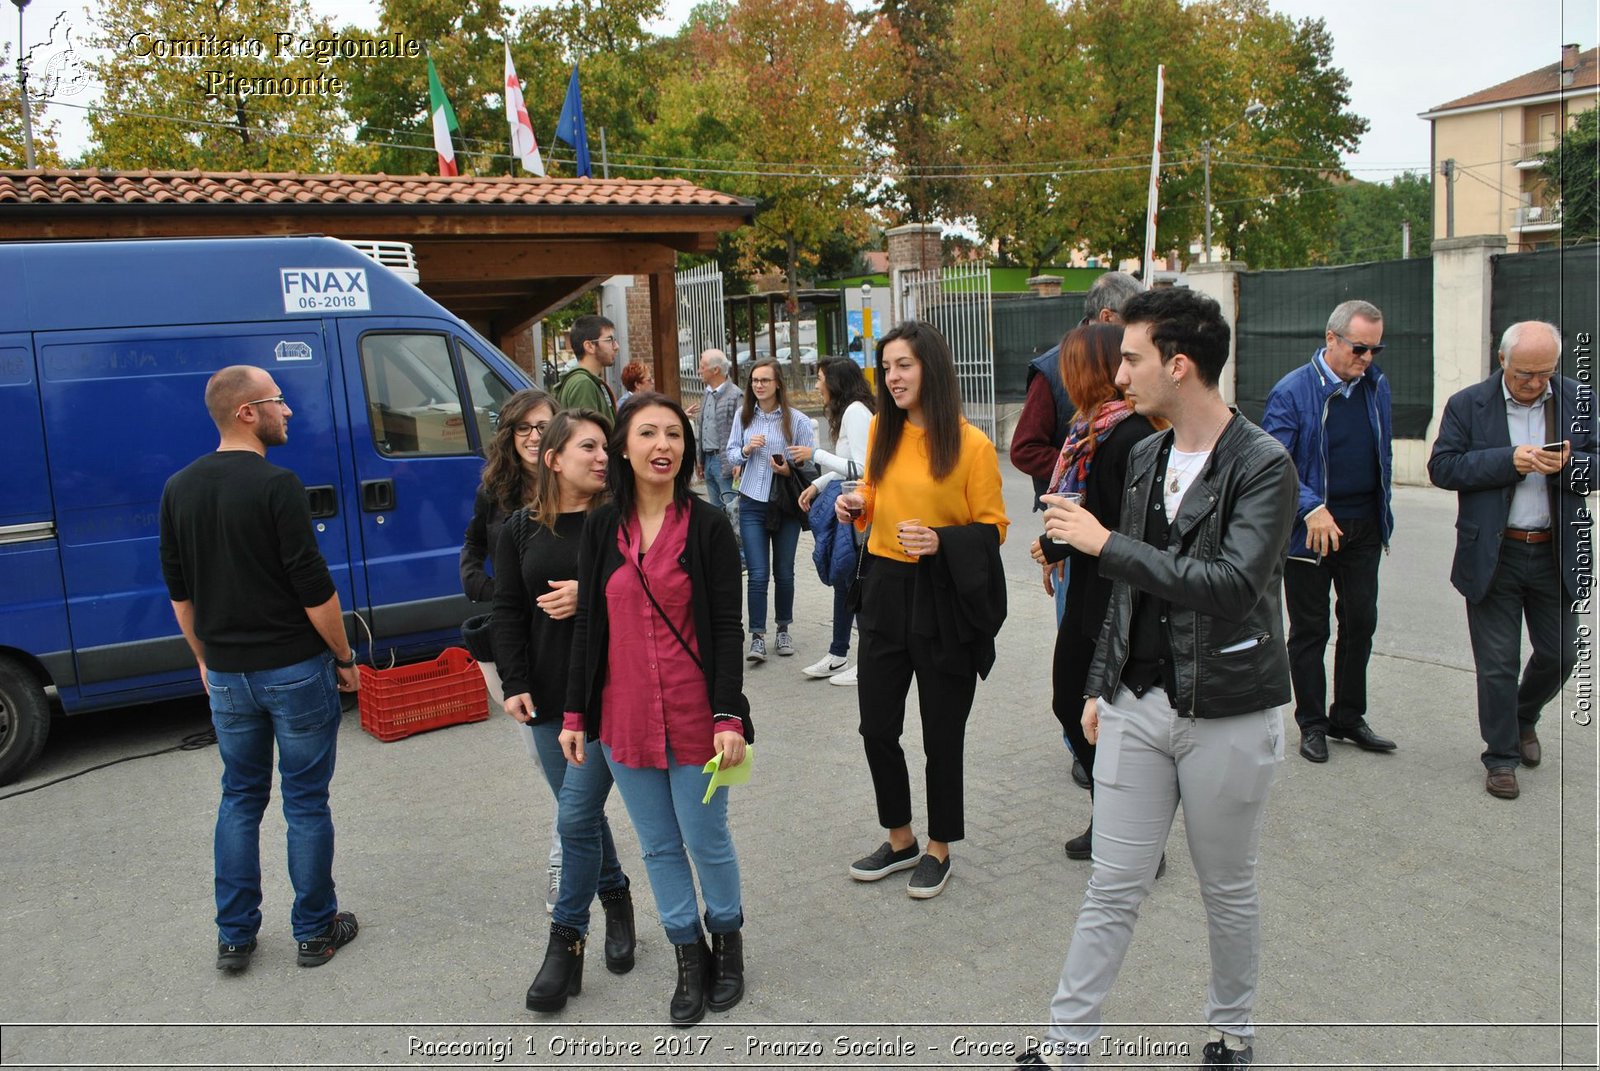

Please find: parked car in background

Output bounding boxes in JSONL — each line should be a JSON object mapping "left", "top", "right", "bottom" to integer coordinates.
{"left": 774, "top": 345, "right": 819, "bottom": 371}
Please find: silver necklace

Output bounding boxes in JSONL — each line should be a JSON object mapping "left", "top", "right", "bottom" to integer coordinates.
{"left": 1167, "top": 413, "right": 1231, "bottom": 495}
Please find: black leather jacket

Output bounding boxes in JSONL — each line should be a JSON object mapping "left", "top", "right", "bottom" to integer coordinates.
{"left": 1086, "top": 414, "right": 1298, "bottom": 718}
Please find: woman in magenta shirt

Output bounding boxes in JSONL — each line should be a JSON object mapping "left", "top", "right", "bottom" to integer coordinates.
{"left": 563, "top": 393, "right": 751, "bottom": 1028}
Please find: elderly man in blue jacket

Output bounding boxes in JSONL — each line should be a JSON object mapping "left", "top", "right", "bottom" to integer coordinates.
{"left": 1262, "top": 299, "right": 1397, "bottom": 765}
{"left": 1429, "top": 320, "right": 1595, "bottom": 800}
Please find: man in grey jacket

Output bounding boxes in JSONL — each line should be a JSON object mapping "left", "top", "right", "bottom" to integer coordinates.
{"left": 1025, "top": 288, "right": 1297, "bottom": 1069}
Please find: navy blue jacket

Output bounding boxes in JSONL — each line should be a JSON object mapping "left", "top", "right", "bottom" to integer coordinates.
{"left": 1428, "top": 371, "right": 1595, "bottom": 604}
{"left": 1261, "top": 352, "right": 1394, "bottom": 560}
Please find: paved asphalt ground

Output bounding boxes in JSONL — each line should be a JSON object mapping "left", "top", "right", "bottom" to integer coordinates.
{"left": 2, "top": 456, "right": 1595, "bottom": 1070}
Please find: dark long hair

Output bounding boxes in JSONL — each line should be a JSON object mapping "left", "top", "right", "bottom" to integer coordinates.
{"left": 738, "top": 358, "right": 795, "bottom": 441}
{"left": 482, "top": 387, "right": 556, "bottom": 514}
{"left": 606, "top": 392, "right": 698, "bottom": 520}
{"left": 866, "top": 321, "right": 964, "bottom": 482}
{"left": 532, "top": 409, "right": 611, "bottom": 531}
{"left": 819, "top": 357, "right": 875, "bottom": 440}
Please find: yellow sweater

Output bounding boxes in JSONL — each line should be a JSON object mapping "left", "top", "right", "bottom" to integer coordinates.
{"left": 860, "top": 418, "right": 1009, "bottom": 562}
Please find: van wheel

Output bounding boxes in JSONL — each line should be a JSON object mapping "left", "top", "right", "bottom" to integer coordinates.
{"left": 0, "top": 656, "right": 51, "bottom": 787}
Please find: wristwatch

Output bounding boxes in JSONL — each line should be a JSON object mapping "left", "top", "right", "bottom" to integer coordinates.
{"left": 333, "top": 651, "right": 356, "bottom": 669}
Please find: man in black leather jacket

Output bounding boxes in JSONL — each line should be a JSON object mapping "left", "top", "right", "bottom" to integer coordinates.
{"left": 1021, "top": 288, "right": 1297, "bottom": 1070}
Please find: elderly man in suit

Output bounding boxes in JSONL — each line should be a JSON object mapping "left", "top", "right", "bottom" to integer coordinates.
{"left": 1428, "top": 321, "right": 1595, "bottom": 800}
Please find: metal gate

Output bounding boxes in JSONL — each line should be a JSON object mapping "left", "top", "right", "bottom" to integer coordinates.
{"left": 898, "top": 261, "right": 997, "bottom": 442}
{"left": 675, "top": 262, "right": 726, "bottom": 399}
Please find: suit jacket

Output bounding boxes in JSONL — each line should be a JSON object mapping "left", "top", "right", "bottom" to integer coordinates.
{"left": 1427, "top": 371, "right": 1595, "bottom": 604}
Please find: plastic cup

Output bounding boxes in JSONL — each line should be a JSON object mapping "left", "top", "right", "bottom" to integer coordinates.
{"left": 1044, "top": 492, "right": 1084, "bottom": 543}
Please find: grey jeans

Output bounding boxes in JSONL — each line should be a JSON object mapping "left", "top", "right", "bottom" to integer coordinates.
{"left": 1043, "top": 685, "right": 1283, "bottom": 1064}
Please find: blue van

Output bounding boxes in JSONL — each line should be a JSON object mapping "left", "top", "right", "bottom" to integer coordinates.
{"left": 0, "top": 236, "right": 534, "bottom": 783}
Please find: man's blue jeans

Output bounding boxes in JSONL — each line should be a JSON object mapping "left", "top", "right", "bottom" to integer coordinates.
{"left": 739, "top": 494, "right": 800, "bottom": 633}
{"left": 702, "top": 452, "right": 738, "bottom": 519}
{"left": 206, "top": 651, "right": 342, "bottom": 944}
{"left": 531, "top": 723, "right": 630, "bottom": 935}
{"left": 603, "top": 743, "right": 743, "bottom": 945}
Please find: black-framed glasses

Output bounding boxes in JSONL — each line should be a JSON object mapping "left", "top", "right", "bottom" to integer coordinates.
{"left": 1333, "top": 333, "right": 1385, "bottom": 358}
{"left": 512, "top": 420, "right": 550, "bottom": 438}
{"left": 239, "top": 394, "right": 286, "bottom": 410}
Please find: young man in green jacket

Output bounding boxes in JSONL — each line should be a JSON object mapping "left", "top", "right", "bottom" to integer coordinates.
{"left": 558, "top": 315, "right": 620, "bottom": 420}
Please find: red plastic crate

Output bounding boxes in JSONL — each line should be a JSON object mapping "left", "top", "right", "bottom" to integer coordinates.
{"left": 358, "top": 647, "right": 489, "bottom": 742}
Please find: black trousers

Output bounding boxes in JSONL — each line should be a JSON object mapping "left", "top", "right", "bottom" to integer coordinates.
{"left": 1465, "top": 540, "right": 1577, "bottom": 770}
{"left": 1284, "top": 515, "right": 1383, "bottom": 734}
{"left": 856, "top": 559, "right": 978, "bottom": 843}
{"left": 1053, "top": 619, "right": 1097, "bottom": 791}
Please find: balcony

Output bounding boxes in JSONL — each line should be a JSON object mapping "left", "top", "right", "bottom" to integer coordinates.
{"left": 1512, "top": 202, "right": 1563, "bottom": 231}
{"left": 1511, "top": 139, "right": 1561, "bottom": 169}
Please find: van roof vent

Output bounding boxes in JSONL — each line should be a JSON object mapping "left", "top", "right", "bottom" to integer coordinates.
{"left": 342, "top": 240, "right": 421, "bottom": 285}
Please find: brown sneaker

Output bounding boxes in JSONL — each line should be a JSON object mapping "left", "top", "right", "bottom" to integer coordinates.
{"left": 1486, "top": 768, "right": 1520, "bottom": 800}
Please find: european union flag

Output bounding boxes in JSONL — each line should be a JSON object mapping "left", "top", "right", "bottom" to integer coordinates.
{"left": 554, "top": 65, "right": 592, "bottom": 178}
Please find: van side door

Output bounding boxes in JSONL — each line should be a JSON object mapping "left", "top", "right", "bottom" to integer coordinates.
{"left": 337, "top": 321, "right": 523, "bottom": 660}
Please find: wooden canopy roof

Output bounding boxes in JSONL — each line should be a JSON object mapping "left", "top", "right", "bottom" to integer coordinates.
{"left": 0, "top": 170, "right": 755, "bottom": 360}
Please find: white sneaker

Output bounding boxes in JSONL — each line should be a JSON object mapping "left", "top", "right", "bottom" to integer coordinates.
{"left": 803, "top": 655, "right": 849, "bottom": 678}
{"left": 829, "top": 665, "right": 858, "bottom": 686}
{"left": 747, "top": 634, "right": 767, "bottom": 662}
{"left": 545, "top": 864, "right": 561, "bottom": 913}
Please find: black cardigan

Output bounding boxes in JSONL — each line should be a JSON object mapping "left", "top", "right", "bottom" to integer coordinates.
{"left": 459, "top": 485, "right": 504, "bottom": 604}
{"left": 564, "top": 497, "right": 751, "bottom": 742}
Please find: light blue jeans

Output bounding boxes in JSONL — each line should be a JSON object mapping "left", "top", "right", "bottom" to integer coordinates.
{"left": 526, "top": 723, "right": 629, "bottom": 935}
{"left": 603, "top": 743, "right": 743, "bottom": 945}
{"left": 206, "top": 651, "right": 342, "bottom": 944}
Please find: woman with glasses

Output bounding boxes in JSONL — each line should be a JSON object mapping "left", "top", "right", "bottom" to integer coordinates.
{"left": 836, "top": 322, "right": 1008, "bottom": 900}
{"left": 494, "top": 410, "right": 637, "bottom": 1014}
{"left": 618, "top": 360, "right": 655, "bottom": 407}
{"left": 725, "top": 358, "right": 816, "bottom": 663}
{"left": 793, "top": 358, "right": 876, "bottom": 685}
{"left": 460, "top": 387, "right": 565, "bottom": 908}
{"left": 564, "top": 393, "right": 750, "bottom": 1027}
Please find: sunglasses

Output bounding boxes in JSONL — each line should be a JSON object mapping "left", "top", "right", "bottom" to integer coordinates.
{"left": 1333, "top": 333, "right": 1385, "bottom": 358}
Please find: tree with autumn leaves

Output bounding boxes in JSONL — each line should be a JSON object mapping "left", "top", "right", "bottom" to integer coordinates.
{"left": 70, "top": 0, "right": 1371, "bottom": 273}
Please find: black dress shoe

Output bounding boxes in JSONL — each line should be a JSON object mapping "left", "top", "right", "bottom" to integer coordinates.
{"left": 1327, "top": 720, "right": 1396, "bottom": 752}
{"left": 1071, "top": 759, "right": 1092, "bottom": 791}
{"left": 1298, "top": 731, "right": 1329, "bottom": 763}
{"left": 1064, "top": 821, "right": 1092, "bottom": 859}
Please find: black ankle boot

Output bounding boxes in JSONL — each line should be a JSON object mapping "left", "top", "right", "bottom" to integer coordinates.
{"left": 707, "top": 929, "right": 744, "bottom": 1012}
{"left": 599, "top": 887, "right": 636, "bottom": 975}
{"left": 525, "top": 925, "right": 584, "bottom": 1012}
{"left": 1064, "top": 821, "right": 1093, "bottom": 860}
{"left": 669, "top": 938, "right": 709, "bottom": 1027}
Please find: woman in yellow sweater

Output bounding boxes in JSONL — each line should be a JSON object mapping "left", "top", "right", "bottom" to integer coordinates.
{"left": 835, "top": 321, "right": 1009, "bottom": 899}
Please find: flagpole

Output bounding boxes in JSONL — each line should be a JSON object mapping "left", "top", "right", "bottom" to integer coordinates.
{"left": 1141, "top": 64, "right": 1165, "bottom": 289}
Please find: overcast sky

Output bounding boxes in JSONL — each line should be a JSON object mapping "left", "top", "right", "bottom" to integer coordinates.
{"left": 15, "top": 0, "right": 1600, "bottom": 180}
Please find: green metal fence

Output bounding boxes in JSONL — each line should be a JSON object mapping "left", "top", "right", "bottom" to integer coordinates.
{"left": 992, "top": 293, "right": 1081, "bottom": 402}
{"left": 1490, "top": 244, "right": 1600, "bottom": 379}
{"left": 1236, "top": 258, "right": 1434, "bottom": 437}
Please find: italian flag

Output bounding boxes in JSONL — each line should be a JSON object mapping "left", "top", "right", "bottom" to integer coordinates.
{"left": 427, "top": 56, "right": 460, "bottom": 176}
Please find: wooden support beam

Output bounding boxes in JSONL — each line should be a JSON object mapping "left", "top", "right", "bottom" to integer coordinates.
{"left": 414, "top": 240, "right": 676, "bottom": 283}
{"left": 649, "top": 269, "right": 681, "bottom": 403}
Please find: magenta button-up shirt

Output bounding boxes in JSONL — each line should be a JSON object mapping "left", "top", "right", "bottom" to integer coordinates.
{"left": 567, "top": 502, "right": 714, "bottom": 768}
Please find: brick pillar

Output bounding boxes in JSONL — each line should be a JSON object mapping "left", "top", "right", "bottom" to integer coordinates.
{"left": 1186, "top": 261, "right": 1247, "bottom": 407}
{"left": 1026, "top": 274, "right": 1063, "bottom": 298}
{"left": 886, "top": 223, "right": 942, "bottom": 322}
{"left": 625, "top": 274, "right": 655, "bottom": 367}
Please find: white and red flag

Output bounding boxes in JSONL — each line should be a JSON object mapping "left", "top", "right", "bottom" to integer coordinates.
{"left": 504, "top": 44, "right": 546, "bottom": 176}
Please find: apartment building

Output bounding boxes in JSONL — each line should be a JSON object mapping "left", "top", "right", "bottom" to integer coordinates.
{"left": 1419, "top": 43, "right": 1598, "bottom": 251}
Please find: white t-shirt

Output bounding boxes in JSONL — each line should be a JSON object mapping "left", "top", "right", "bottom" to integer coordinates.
{"left": 1163, "top": 446, "right": 1211, "bottom": 517}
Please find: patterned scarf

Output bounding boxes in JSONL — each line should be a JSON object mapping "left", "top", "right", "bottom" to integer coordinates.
{"left": 1048, "top": 399, "right": 1135, "bottom": 497}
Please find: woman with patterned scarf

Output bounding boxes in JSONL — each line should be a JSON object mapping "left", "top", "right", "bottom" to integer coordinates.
{"left": 1032, "top": 323, "right": 1161, "bottom": 863}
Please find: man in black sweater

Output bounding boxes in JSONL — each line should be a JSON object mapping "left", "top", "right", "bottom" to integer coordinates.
{"left": 159, "top": 365, "right": 361, "bottom": 974}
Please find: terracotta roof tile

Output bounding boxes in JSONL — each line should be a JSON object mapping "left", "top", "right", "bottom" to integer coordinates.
{"left": 1430, "top": 46, "right": 1600, "bottom": 112}
{"left": 0, "top": 170, "right": 754, "bottom": 211}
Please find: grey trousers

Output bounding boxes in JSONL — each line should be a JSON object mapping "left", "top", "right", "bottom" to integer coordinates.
{"left": 1043, "top": 685, "right": 1283, "bottom": 1064}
